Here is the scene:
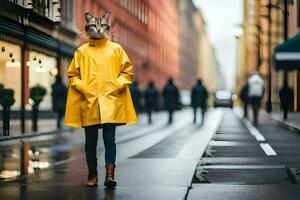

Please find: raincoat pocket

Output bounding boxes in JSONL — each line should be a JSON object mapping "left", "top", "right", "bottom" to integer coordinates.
{"left": 78, "top": 79, "right": 98, "bottom": 99}
{"left": 106, "top": 81, "right": 122, "bottom": 96}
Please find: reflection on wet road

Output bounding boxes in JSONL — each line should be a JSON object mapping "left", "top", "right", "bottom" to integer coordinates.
{"left": 0, "top": 111, "right": 190, "bottom": 181}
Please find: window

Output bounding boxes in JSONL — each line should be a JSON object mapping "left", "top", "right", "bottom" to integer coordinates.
{"left": 20, "top": 0, "right": 61, "bottom": 22}
{"left": 0, "top": 40, "right": 22, "bottom": 109}
{"left": 28, "top": 51, "right": 57, "bottom": 110}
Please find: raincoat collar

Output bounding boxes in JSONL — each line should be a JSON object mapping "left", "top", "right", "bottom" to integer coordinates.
{"left": 89, "top": 38, "right": 108, "bottom": 47}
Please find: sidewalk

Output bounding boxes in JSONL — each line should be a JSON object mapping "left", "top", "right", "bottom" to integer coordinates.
{"left": 268, "top": 112, "right": 300, "bottom": 132}
{"left": 0, "top": 119, "right": 72, "bottom": 141}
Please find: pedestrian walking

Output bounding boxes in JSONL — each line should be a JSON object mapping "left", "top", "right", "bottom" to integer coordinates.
{"left": 51, "top": 75, "right": 67, "bottom": 129}
{"left": 64, "top": 11, "right": 137, "bottom": 188}
{"left": 129, "top": 81, "right": 142, "bottom": 113}
{"left": 191, "top": 79, "right": 208, "bottom": 125}
{"left": 239, "top": 83, "right": 249, "bottom": 119}
{"left": 279, "top": 84, "right": 294, "bottom": 120}
{"left": 144, "top": 81, "right": 159, "bottom": 124}
{"left": 162, "top": 78, "right": 180, "bottom": 124}
{"left": 247, "top": 71, "right": 265, "bottom": 125}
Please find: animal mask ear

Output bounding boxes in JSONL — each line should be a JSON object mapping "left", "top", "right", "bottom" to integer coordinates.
{"left": 85, "top": 12, "right": 94, "bottom": 22}
{"left": 103, "top": 11, "right": 111, "bottom": 20}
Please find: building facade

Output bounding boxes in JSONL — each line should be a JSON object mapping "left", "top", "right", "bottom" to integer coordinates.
{"left": 236, "top": 0, "right": 261, "bottom": 105}
{"left": 177, "top": 0, "right": 199, "bottom": 89}
{"left": 0, "top": 0, "right": 78, "bottom": 133}
{"left": 194, "top": 11, "right": 224, "bottom": 93}
{"left": 75, "top": 0, "right": 180, "bottom": 90}
{"left": 238, "top": 0, "right": 299, "bottom": 112}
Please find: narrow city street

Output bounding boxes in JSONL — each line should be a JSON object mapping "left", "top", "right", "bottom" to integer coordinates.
{"left": 1, "top": 0, "right": 300, "bottom": 199}
{"left": 0, "top": 108, "right": 300, "bottom": 199}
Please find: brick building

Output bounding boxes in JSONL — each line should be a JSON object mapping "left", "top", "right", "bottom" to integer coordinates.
{"left": 75, "top": 0, "right": 180, "bottom": 90}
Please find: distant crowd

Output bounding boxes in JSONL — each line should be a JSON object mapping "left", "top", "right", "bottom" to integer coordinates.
{"left": 129, "top": 78, "right": 208, "bottom": 125}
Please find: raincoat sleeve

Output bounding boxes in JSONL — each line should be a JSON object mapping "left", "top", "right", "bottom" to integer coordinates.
{"left": 116, "top": 46, "right": 134, "bottom": 91}
{"left": 67, "top": 50, "right": 88, "bottom": 95}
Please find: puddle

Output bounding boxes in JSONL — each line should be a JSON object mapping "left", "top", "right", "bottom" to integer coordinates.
{"left": 0, "top": 132, "right": 84, "bottom": 182}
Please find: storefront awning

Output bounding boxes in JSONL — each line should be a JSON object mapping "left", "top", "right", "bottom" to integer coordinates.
{"left": 0, "top": 16, "right": 24, "bottom": 44}
{"left": 26, "top": 28, "right": 58, "bottom": 51}
{"left": 58, "top": 42, "right": 76, "bottom": 57}
{"left": 274, "top": 33, "right": 300, "bottom": 71}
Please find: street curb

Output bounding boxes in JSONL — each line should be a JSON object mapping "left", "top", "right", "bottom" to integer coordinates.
{"left": 267, "top": 114, "right": 300, "bottom": 134}
{"left": 0, "top": 127, "right": 75, "bottom": 142}
{"left": 234, "top": 107, "right": 300, "bottom": 134}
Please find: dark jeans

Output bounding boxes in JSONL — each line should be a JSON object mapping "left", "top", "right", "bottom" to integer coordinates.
{"left": 84, "top": 124, "right": 116, "bottom": 167}
{"left": 250, "top": 97, "right": 261, "bottom": 125}
{"left": 243, "top": 103, "right": 248, "bottom": 119}
{"left": 193, "top": 107, "right": 205, "bottom": 125}
{"left": 146, "top": 107, "right": 153, "bottom": 124}
{"left": 281, "top": 103, "right": 289, "bottom": 120}
{"left": 56, "top": 110, "right": 64, "bottom": 129}
{"left": 168, "top": 109, "right": 174, "bottom": 124}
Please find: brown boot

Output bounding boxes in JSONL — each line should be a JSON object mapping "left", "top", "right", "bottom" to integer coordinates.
{"left": 86, "top": 164, "right": 98, "bottom": 187}
{"left": 104, "top": 164, "right": 117, "bottom": 188}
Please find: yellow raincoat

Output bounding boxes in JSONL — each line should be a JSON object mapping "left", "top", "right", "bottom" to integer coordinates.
{"left": 64, "top": 38, "right": 138, "bottom": 128}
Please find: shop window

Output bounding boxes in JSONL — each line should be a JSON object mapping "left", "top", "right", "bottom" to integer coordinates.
{"left": 0, "top": 40, "right": 22, "bottom": 110}
{"left": 28, "top": 51, "right": 57, "bottom": 110}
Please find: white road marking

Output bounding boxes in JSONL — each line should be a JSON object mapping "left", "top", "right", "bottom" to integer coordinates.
{"left": 260, "top": 143, "right": 277, "bottom": 156}
{"left": 242, "top": 119, "right": 266, "bottom": 141}
{"left": 234, "top": 108, "right": 277, "bottom": 157}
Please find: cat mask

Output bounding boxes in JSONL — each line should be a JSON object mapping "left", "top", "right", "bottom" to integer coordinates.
{"left": 85, "top": 11, "right": 111, "bottom": 39}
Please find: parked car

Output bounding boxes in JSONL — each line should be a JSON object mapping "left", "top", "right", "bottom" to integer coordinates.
{"left": 213, "top": 90, "right": 233, "bottom": 108}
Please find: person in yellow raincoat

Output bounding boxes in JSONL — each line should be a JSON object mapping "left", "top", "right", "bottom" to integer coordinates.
{"left": 64, "top": 11, "right": 137, "bottom": 188}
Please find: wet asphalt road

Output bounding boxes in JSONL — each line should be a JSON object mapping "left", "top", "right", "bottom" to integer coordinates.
{"left": 190, "top": 109, "right": 300, "bottom": 200}
{"left": 0, "top": 108, "right": 300, "bottom": 199}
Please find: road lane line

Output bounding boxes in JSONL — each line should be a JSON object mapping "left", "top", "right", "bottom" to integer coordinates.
{"left": 260, "top": 143, "right": 277, "bottom": 156}
{"left": 242, "top": 119, "right": 266, "bottom": 141}
{"left": 234, "top": 108, "right": 278, "bottom": 157}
